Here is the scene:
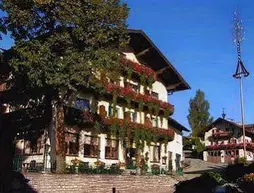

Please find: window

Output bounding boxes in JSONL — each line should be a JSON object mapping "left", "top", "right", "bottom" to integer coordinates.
{"left": 108, "top": 106, "right": 119, "bottom": 118}
{"left": 105, "top": 139, "right": 119, "bottom": 159}
{"left": 168, "top": 151, "right": 172, "bottom": 160}
{"left": 131, "top": 112, "right": 137, "bottom": 122}
{"left": 24, "top": 138, "right": 43, "bottom": 155}
{"left": 144, "top": 89, "right": 150, "bottom": 95}
{"left": 230, "top": 138, "right": 237, "bottom": 144}
{"left": 152, "top": 145, "right": 161, "bottom": 162}
{"left": 151, "top": 92, "right": 158, "bottom": 99}
{"left": 31, "top": 139, "right": 38, "bottom": 154}
{"left": 226, "top": 151, "right": 231, "bottom": 156}
{"left": 65, "top": 133, "right": 79, "bottom": 155}
{"left": 152, "top": 117, "right": 158, "bottom": 127}
{"left": 75, "top": 98, "right": 90, "bottom": 111}
{"left": 84, "top": 135, "right": 100, "bottom": 158}
{"left": 130, "top": 83, "right": 139, "bottom": 93}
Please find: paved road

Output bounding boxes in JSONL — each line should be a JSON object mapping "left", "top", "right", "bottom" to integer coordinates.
{"left": 183, "top": 158, "right": 227, "bottom": 179}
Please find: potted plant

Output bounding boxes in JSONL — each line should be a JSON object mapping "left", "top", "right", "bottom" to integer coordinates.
{"left": 137, "top": 157, "right": 148, "bottom": 175}
{"left": 151, "top": 164, "right": 160, "bottom": 175}
{"left": 71, "top": 158, "right": 80, "bottom": 174}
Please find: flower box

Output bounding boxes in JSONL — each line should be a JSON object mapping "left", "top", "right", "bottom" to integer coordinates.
{"left": 207, "top": 142, "right": 254, "bottom": 151}
{"left": 104, "top": 82, "right": 174, "bottom": 116}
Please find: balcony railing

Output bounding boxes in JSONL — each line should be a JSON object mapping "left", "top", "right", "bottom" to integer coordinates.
{"left": 207, "top": 142, "right": 254, "bottom": 152}
{"left": 65, "top": 107, "right": 175, "bottom": 141}
{"left": 104, "top": 82, "right": 174, "bottom": 116}
{"left": 209, "top": 130, "right": 233, "bottom": 141}
{"left": 120, "top": 57, "right": 156, "bottom": 82}
{"left": 102, "top": 116, "right": 174, "bottom": 139}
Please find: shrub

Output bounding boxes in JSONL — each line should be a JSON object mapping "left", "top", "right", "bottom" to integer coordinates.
{"left": 126, "top": 164, "right": 137, "bottom": 170}
{"left": 138, "top": 157, "right": 148, "bottom": 173}
{"left": 236, "top": 157, "right": 248, "bottom": 166}
{"left": 151, "top": 164, "right": 160, "bottom": 175}
{"left": 224, "top": 163, "right": 246, "bottom": 182}
{"left": 243, "top": 173, "right": 254, "bottom": 182}
{"left": 66, "top": 165, "right": 76, "bottom": 174}
{"left": 78, "top": 162, "right": 89, "bottom": 174}
{"left": 71, "top": 158, "right": 80, "bottom": 166}
{"left": 161, "top": 168, "right": 166, "bottom": 175}
{"left": 175, "top": 173, "right": 218, "bottom": 193}
{"left": 224, "top": 163, "right": 254, "bottom": 182}
{"left": 238, "top": 173, "right": 254, "bottom": 193}
{"left": 109, "top": 164, "right": 121, "bottom": 174}
{"left": 207, "top": 172, "right": 225, "bottom": 185}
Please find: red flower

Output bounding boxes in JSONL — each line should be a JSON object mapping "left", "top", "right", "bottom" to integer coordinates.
{"left": 103, "top": 81, "right": 174, "bottom": 115}
{"left": 121, "top": 57, "right": 156, "bottom": 80}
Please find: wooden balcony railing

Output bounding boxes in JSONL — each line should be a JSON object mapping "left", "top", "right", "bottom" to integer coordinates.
{"left": 208, "top": 130, "right": 233, "bottom": 141}
{"left": 65, "top": 106, "right": 175, "bottom": 140}
{"left": 104, "top": 83, "right": 174, "bottom": 116}
{"left": 207, "top": 142, "right": 254, "bottom": 152}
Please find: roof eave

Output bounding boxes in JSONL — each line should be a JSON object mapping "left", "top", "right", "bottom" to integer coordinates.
{"left": 127, "top": 29, "right": 191, "bottom": 93}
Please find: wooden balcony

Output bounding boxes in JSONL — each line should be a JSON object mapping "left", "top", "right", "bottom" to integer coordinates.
{"left": 208, "top": 130, "right": 233, "bottom": 141}
{"left": 65, "top": 105, "right": 175, "bottom": 141}
{"left": 207, "top": 142, "right": 254, "bottom": 152}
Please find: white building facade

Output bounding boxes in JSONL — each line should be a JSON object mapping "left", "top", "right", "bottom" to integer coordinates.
{"left": 200, "top": 118, "right": 254, "bottom": 164}
{"left": 7, "top": 30, "right": 190, "bottom": 172}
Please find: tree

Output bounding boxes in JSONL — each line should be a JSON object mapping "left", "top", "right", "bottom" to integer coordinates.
{"left": 187, "top": 89, "right": 213, "bottom": 137}
{"left": 1, "top": 0, "right": 129, "bottom": 173}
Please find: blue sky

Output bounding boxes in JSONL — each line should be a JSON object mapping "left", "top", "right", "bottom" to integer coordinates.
{"left": 1, "top": 1, "right": 254, "bottom": 134}
{"left": 127, "top": 0, "right": 254, "bottom": 133}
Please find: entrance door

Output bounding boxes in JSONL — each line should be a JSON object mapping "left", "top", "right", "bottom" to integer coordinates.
{"left": 168, "top": 151, "right": 173, "bottom": 171}
{"left": 126, "top": 148, "right": 136, "bottom": 168}
{"left": 175, "top": 154, "right": 181, "bottom": 170}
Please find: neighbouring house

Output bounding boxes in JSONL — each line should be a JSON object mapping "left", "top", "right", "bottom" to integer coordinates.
{"left": 1, "top": 29, "right": 190, "bottom": 172}
{"left": 198, "top": 116, "right": 254, "bottom": 164}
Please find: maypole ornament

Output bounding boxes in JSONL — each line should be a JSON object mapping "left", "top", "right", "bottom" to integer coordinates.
{"left": 232, "top": 11, "right": 249, "bottom": 158}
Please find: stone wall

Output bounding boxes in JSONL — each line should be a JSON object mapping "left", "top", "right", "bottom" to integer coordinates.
{"left": 26, "top": 173, "right": 177, "bottom": 193}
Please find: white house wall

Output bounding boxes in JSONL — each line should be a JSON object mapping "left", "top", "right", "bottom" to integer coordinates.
{"left": 203, "top": 122, "right": 254, "bottom": 163}
{"left": 168, "top": 131, "right": 183, "bottom": 171}
{"left": 14, "top": 50, "right": 185, "bottom": 172}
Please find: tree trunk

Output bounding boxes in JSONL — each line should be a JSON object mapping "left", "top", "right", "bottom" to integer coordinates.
{"left": 48, "top": 107, "right": 56, "bottom": 172}
{"left": 0, "top": 120, "right": 15, "bottom": 192}
{"left": 55, "top": 104, "right": 66, "bottom": 173}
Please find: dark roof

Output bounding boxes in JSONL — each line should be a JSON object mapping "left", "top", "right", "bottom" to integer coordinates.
{"left": 198, "top": 117, "right": 254, "bottom": 137}
{"left": 127, "top": 29, "right": 190, "bottom": 93}
{"left": 168, "top": 117, "right": 190, "bottom": 132}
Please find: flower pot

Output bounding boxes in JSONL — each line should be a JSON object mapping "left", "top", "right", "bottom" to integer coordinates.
{"left": 141, "top": 170, "right": 147, "bottom": 175}
{"left": 75, "top": 166, "right": 79, "bottom": 174}
{"left": 136, "top": 167, "right": 141, "bottom": 175}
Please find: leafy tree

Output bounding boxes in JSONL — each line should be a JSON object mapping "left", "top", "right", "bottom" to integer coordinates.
{"left": 1, "top": 0, "right": 129, "bottom": 173}
{"left": 193, "top": 137, "right": 205, "bottom": 156}
{"left": 183, "top": 136, "right": 205, "bottom": 158}
{"left": 187, "top": 89, "right": 213, "bottom": 137}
